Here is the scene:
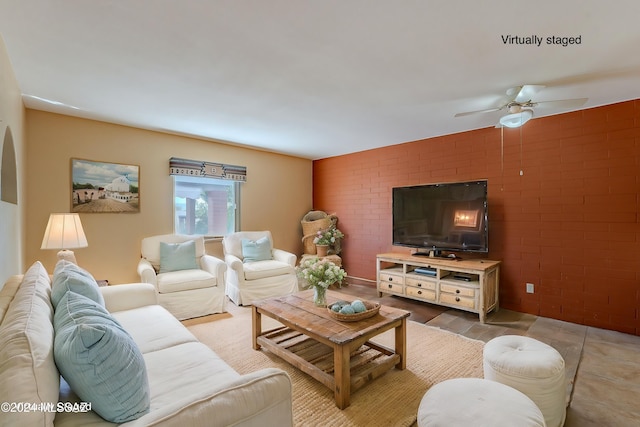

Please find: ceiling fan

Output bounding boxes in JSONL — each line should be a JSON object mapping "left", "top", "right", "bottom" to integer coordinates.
{"left": 455, "top": 85, "right": 588, "bottom": 128}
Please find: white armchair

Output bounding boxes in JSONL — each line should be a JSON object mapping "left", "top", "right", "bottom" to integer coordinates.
{"left": 137, "top": 234, "right": 227, "bottom": 320}
{"left": 222, "top": 231, "right": 298, "bottom": 305}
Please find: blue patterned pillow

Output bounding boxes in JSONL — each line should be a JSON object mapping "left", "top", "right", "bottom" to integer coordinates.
{"left": 159, "top": 240, "right": 198, "bottom": 273}
{"left": 53, "top": 291, "right": 150, "bottom": 423}
{"left": 241, "top": 236, "right": 272, "bottom": 262}
{"left": 51, "top": 260, "right": 104, "bottom": 309}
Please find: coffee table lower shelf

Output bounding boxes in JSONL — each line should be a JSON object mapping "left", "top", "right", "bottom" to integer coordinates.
{"left": 256, "top": 325, "right": 400, "bottom": 397}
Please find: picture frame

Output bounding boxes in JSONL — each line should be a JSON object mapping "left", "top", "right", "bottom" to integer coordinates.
{"left": 71, "top": 158, "right": 140, "bottom": 213}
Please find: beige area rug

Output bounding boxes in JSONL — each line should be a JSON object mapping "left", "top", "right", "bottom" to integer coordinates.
{"left": 185, "top": 304, "right": 484, "bottom": 427}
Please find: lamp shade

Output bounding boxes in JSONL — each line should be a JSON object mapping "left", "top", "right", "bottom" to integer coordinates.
{"left": 41, "top": 213, "right": 88, "bottom": 250}
{"left": 499, "top": 109, "right": 533, "bottom": 128}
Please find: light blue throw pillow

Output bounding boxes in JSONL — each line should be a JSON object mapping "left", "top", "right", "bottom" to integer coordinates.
{"left": 53, "top": 291, "right": 150, "bottom": 423}
{"left": 51, "top": 260, "right": 105, "bottom": 309}
{"left": 159, "top": 240, "right": 198, "bottom": 273}
{"left": 241, "top": 236, "right": 272, "bottom": 262}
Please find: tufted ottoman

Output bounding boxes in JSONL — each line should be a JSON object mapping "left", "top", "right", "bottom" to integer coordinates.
{"left": 417, "top": 378, "right": 546, "bottom": 426}
{"left": 483, "top": 335, "right": 566, "bottom": 427}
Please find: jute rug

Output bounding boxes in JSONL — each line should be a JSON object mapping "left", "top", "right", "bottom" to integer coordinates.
{"left": 185, "top": 304, "right": 484, "bottom": 427}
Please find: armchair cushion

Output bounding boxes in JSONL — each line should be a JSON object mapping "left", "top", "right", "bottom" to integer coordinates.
{"left": 157, "top": 269, "right": 217, "bottom": 293}
{"left": 242, "top": 260, "right": 295, "bottom": 281}
{"left": 141, "top": 234, "right": 206, "bottom": 270}
{"left": 223, "top": 230, "right": 274, "bottom": 260}
{"left": 159, "top": 240, "right": 198, "bottom": 273}
{"left": 241, "top": 236, "right": 273, "bottom": 262}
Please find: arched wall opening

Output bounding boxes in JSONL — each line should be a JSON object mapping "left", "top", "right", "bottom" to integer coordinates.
{"left": 1, "top": 126, "right": 17, "bottom": 204}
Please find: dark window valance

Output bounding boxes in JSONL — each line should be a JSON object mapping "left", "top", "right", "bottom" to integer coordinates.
{"left": 169, "top": 157, "right": 246, "bottom": 182}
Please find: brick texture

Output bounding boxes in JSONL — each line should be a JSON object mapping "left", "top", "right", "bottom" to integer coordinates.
{"left": 313, "top": 100, "right": 640, "bottom": 335}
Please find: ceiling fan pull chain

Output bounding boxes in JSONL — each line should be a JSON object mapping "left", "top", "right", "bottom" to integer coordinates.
{"left": 519, "top": 125, "right": 524, "bottom": 176}
{"left": 501, "top": 126, "right": 504, "bottom": 191}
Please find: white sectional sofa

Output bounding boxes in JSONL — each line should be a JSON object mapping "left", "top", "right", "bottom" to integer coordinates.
{"left": 0, "top": 261, "right": 293, "bottom": 427}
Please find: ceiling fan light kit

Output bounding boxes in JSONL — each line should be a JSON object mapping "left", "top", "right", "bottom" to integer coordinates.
{"left": 499, "top": 109, "right": 533, "bottom": 128}
{"left": 455, "top": 84, "right": 587, "bottom": 129}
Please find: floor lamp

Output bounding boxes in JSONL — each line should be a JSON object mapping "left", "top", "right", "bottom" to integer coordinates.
{"left": 40, "top": 213, "right": 88, "bottom": 265}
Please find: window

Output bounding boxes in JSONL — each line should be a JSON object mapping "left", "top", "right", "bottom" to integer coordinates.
{"left": 173, "top": 175, "right": 239, "bottom": 237}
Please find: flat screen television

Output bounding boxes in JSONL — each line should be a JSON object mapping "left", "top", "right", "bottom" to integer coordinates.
{"left": 392, "top": 180, "right": 488, "bottom": 255}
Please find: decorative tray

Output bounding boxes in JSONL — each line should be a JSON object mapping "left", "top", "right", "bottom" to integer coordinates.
{"left": 327, "top": 300, "right": 380, "bottom": 322}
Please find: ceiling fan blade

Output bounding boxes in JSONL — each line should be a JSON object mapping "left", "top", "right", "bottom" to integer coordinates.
{"left": 533, "top": 98, "right": 588, "bottom": 109}
{"left": 513, "top": 85, "right": 545, "bottom": 103}
{"left": 456, "top": 87, "right": 586, "bottom": 119}
{"left": 454, "top": 107, "right": 502, "bottom": 117}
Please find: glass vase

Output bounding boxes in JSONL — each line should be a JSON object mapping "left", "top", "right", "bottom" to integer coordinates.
{"left": 313, "top": 286, "right": 327, "bottom": 307}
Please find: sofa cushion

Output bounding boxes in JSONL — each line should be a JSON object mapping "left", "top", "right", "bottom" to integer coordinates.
{"left": 156, "top": 269, "right": 217, "bottom": 293}
{"left": 243, "top": 260, "right": 294, "bottom": 281}
{"left": 111, "top": 304, "right": 199, "bottom": 353}
{"left": 0, "top": 274, "right": 22, "bottom": 324}
{"left": 139, "top": 342, "right": 241, "bottom": 421}
{"left": 0, "top": 261, "right": 59, "bottom": 427}
{"left": 54, "top": 291, "right": 150, "bottom": 423}
{"left": 51, "top": 260, "right": 105, "bottom": 308}
{"left": 159, "top": 240, "right": 199, "bottom": 273}
{"left": 241, "top": 236, "right": 273, "bottom": 262}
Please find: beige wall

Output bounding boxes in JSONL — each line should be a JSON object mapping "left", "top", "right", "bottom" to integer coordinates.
{"left": 0, "top": 35, "right": 25, "bottom": 284}
{"left": 25, "top": 110, "right": 313, "bottom": 283}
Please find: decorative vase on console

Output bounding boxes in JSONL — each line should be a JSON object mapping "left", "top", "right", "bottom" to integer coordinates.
{"left": 296, "top": 257, "right": 347, "bottom": 307}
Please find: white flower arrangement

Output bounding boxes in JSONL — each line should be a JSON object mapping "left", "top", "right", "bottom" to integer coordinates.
{"left": 296, "top": 257, "right": 347, "bottom": 290}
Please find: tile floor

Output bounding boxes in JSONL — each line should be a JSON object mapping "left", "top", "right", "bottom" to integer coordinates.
{"left": 339, "top": 283, "right": 640, "bottom": 426}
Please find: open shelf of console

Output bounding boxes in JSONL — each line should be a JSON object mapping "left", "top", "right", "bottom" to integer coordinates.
{"left": 376, "top": 252, "right": 500, "bottom": 323}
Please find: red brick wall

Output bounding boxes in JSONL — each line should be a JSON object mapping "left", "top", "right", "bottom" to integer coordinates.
{"left": 313, "top": 100, "right": 640, "bottom": 335}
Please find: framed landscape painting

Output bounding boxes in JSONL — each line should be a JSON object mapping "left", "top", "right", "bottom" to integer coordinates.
{"left": 71, "top": 158, "right": 140, "bottom": 213}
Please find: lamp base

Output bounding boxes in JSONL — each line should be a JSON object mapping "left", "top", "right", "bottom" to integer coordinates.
{"left": 57, "top": 249, "right": 78, "bottom": 265}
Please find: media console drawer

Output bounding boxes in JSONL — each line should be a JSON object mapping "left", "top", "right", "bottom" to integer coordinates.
{"left": 440, "top": 283, "right": 476, "bottom": 298}
{"left": 406, "top": 276, "right": 436, "bottom": 290}
{"left": 406, "top": 286, "right": 436, "bottom": 301}
{"left": 381, "top": 281, "right": 403, "bottom": 294}
{"left": 439, "top": 292, "right": 475, "bottom": 310}
{"left": 379, "top": 272, "right": 404, "bottom": 285}
{"left": 376, "top": 253, "right": 500, "bottom": 323}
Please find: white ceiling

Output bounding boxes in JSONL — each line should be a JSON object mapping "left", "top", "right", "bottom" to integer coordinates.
{"left": 2, "top": 1, "right": 640, "bottom": 160}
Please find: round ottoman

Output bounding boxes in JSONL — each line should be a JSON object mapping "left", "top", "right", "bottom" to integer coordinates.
{"left": 417, "top": 378, "right": 546, "bottom": 427}
{"left": 483, "top": 335, "right": 566, "bottom": 427}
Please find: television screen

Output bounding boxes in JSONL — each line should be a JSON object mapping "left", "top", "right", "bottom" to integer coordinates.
{"left": 392, "top": 180, "right": 488, "bottom": 254}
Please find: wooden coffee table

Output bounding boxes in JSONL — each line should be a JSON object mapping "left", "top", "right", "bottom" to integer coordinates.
{"left": 252, "top": 289, "right": 410, "bottom": 409}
